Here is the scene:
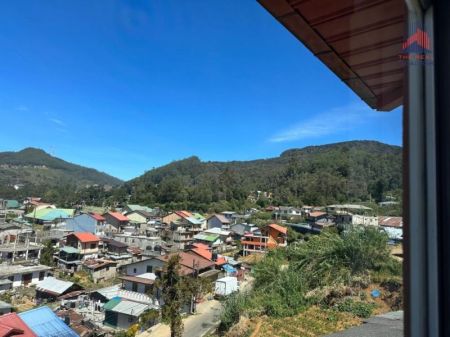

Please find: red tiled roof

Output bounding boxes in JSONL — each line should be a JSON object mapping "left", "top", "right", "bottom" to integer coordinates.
{"left": 106, "top": 212, "right": 129, "bottom": 221}
{"left": 71, "top": 232, "right": 100, "bottom": 243}
{"left": 90, "top": 212, "right": 105, "bottom": 221}
{"left": 0, "top": 313, "right": 37, "bottom": 337}
{"left": 267, "top": 223, "right": 287, "bottom": 235}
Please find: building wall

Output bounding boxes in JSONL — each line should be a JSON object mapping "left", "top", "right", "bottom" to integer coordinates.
{"left": 9, "top": 270, "right": 50, "bottom": 288}
{"left": 123, "top": 280, "right": 149, "bottom": 294}
{"left": 162, "top": 213, "right": 180, "bottom": 225}
{"left": 116, "top": 313, "right": 138, "bottom": 330}
{"left": 124, "top": 259, "right": 165, "bottom": 276}
{"left": 207, "top": 217, "right": 223, "bottom": 230}
{"left": 89, "top": 265, "right": 117, "bottom": 283}
{"left": 352, "top": 215, "right": 378, "bottom": 226}
{"left": 65, "top": 214, "right": 97, "bottom": 234}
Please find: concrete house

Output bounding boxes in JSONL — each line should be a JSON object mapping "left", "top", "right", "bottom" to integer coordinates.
{"left": 82, "top": 259, "right": 117, "bottom": 283}
{"left": 65, "top": 213, "right": 105, "bottom": 234}
{"left": 126, "top": 210, "right": 153, "bottom": 224}
{"left": 103, "top": 212, "right": 129, "bottom": 231}
{"left": 207, "top": 214, "right": 231, "bottom": 230}
{"left": 0, "top": 264, "right": 52, "bottom": 288}
{"left": 66, "top": 232, "right": 100, "bottom": 259}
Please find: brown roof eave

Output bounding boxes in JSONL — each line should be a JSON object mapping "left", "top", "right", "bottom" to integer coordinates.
{"left": 257, "top": 0, "right": 403, "bottom": 112}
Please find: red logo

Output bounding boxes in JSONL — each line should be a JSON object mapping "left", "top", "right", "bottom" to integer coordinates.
{"left": 402, "top": 28, "right": 431, "bottom": 53}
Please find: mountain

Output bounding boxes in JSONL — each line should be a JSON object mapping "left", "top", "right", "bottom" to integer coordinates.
{"left": 0, "top": 148, "right": 122, "bottom": 198}
{"left": 125, "top": 140, "right": 402, "bottom": 210}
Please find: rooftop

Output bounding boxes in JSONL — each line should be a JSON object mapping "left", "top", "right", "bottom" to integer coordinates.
{"left": 69, "top": 232, "right": 100, "bottom": 243}
{"left": 19, "top": 306, "right": 79, "bottom": 337}
{"left": 105, "top": 211, "right": 129, "bottom": 222}
{"left": 103, "top": 298, "right": 151, "bottom": 317}
{"left": 0, "top": 264, "right": 52, "bottom": 278}
{"left": 36, "top": 277, "right": 74, "bottom": 296}
{"left": 0, "top": 313, "right": 37, "bottom": 337}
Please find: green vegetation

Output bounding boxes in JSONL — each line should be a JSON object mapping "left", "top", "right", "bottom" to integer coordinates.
{"left": 0, "top": 148, "right": 121, "bottom": 203}
{"left": 160, "top": 254, "right": 184, "bottom": 337}
{"left": 125, "top": 141, "right": 402, "bottom": 211}
{"left": 0, "top": 141, "right": 401, "bottom": 211}
{"left": 219, "top": 227, "right": 402, "bottom": 335}
{"left": 39, "top": 240, "right": 56, "bottom": 266}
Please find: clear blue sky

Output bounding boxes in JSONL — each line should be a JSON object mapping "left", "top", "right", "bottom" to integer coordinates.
{"left": 0, "top": 0, "right": 402, "bottom": 180}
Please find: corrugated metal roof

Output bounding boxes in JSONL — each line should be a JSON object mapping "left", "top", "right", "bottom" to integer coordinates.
{"left": 36, "top": 277, "right": 73, "bottom": 295}
{"left": 60, "top": 246, "right": 80, "bottom": 254}
{"left": 193, "top": 233, "right": 219, "bottom": 242}
{"left": 104, "top": 298, "right": 150, "bottom": 317}
{"left": 19, "top": 306, "right": 79, "bottom": 337}
{"left": 93, "top": 284, "right": 154, "bottom": 304}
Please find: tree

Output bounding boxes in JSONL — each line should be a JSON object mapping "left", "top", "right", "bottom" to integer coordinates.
{"left": 39, "top": 240, "right": 55, "bottom": 266}
{"left": 160, "top": 255, "right": 184, "bottom": 337}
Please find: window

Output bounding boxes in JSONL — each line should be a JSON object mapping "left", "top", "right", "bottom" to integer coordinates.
{"left": 90, "top": 243, "right": 96, "bottom": 249}
{"left": 146, "top": 265, "right": 152, "bottom": 273}
{"left": 38, "top": 271, "right": 45, "bottom": 281}
{"left": 132, "top": 282, "right": 138, "bottom": 292}
{"left": 133, "top": 268, "right": 137, "bottom": 274}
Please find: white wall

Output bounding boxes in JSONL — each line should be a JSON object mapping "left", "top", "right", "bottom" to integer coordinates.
{"left": 125, "top": 259, "right": 164, "bottom": 276}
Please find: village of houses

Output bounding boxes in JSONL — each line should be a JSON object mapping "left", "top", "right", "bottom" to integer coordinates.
{"left": 0, "top": 197, "right": 403, "bottom": 337}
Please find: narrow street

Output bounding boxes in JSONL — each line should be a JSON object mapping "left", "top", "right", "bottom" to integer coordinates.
{"left": 138, "top": 300, "right": 222, "bottom": 337}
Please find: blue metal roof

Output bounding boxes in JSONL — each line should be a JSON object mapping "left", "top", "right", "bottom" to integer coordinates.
{"left": 19, "top": 306, "right": 79, "bottom": 337}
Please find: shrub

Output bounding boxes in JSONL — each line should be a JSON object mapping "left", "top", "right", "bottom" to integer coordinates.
{"left": 336, "top": 299, "right": 376, "bottom": 318}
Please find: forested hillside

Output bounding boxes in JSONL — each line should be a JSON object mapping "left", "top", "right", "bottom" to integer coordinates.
{"left": 124, "top": 140, "right": 402, "bottom": 211}
{"left": 0, "top": 148, "right": 122, "bottom": 199}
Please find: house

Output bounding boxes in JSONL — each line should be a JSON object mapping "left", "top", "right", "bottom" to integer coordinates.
{"left": 35, "top": 277, "right": 83, "bottom": 301}
{"left": 379, "top": 216, "right": 403, "bottom": 241}
{"left": 0, "top": 264, "right": 52, "bottom": 288}
{"left": 65, "top": 213, "right": 105, "bottom": 234}
{"left": 103, "top": 297, "right": 154, "bottom": 330}
{"left": 126, "top": 210, "right": 153, "bottom": 225}
{"left": 189, "top": 244, "right": 227, "bottom": 267}
{"left": 207, "top": 214, "right": 231, "bottom": 230}
{"left": 122, "top": 252, "right": 216, "bottom": 279}
{"left": 273, "top": 206, "right": 302, "bottom": 219}
{"left": 101, "top": 237, "right": 131, "bottom": 262}
{"left": 308, "top": 211, "right": 328, "bottom": 223}
{"left": 230, "top": 223, "right": 260, "bottom": 240}
{"left": 66, "top": 232, "right": 100, "bottom": 259}
{"left": 193, "top": 233, "right": 221, "bottom": 247}
{"left": 0, "top": 199, "right": 20, "bottom": 210}
{"left": 164, "top": 211, "right": 205, "bottom": 250}
{"left": 56, "top": 246, "right": 82, "bottom": 272}
{"left": 123, "top": 204, "right": 155, "bottom": 215}
{"left": 0, "top": 234, "right": 43, "bottom": 263}
{"left": 119, "top": 272, "right": 156, "bottom": 293}
{"left": 204, "top": 227, "right": 233, "bottom": 245}
{"left": 19, "top": 306, "right": 79, "bottom": 337}
{"left": 0, "top": 312, "right": 37, "bottom": 337}
{"left": 220, "top": 211, "right": 236, "bottom": 222}
{"left": 82, "top": 259, "right": 117, "bottom": 283}
{"left": 103, "top": 211, "right": 129, "bottom": 231}
{"left": 241, "top": 224, "right": 287, "bottom": 256}
{"left": 112, "top": 234, "right": 164, "bottom": 257}
{"left": 24, "top": 208, "right": 75, "bottom": 224}
{"left": 352, "top": 214, "right": 378, "bottom": 226}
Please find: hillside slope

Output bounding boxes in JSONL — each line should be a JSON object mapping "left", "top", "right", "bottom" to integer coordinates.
{"left": 126, "top": 140, "right": 402, "bottom": 209}
{"left": 0, "top": 148, "right": 122, "bottom": 198}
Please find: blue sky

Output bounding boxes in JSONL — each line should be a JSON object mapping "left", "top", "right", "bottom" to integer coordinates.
{"left": 0, "top": 0, "right": 402, "bottom": 180}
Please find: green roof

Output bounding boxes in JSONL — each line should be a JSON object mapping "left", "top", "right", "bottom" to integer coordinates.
{"left": 5, "top": 200, "right": 20, "bottom": 209}
{"left": 103, "top": 297, "right": 121, "bottom": 310}
{"left": 126, "top": 204, "right": 153, "bottom": 213}
{"left": 194, "top": 233, "right": 219, "bottom": 242}
{"left": 60, "top": 246, "right": 80, "bottom": 254}
{"left": 25, "top": 208, "right": 74, "bottom": 221}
